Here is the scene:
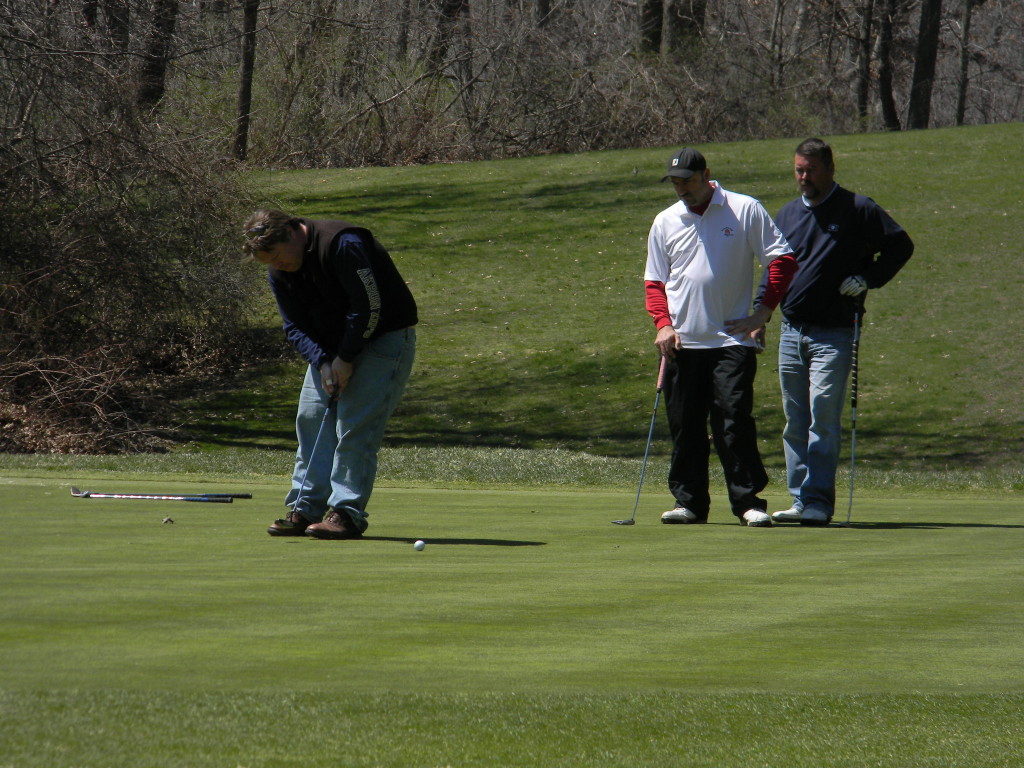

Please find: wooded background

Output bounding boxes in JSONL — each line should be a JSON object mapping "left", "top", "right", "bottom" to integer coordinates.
{"left": 2, "top": 0, "right": 1021, "bottom": 451}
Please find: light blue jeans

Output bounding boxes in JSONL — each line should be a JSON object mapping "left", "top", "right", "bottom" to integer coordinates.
{"left": 778, "top": 320, "right": 854, "bottom": 517}
{"left": 286, "top": 328, "right": 416, "bottom": 531}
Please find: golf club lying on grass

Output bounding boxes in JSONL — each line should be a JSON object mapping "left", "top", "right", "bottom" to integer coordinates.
{"left": 70, "top": 487, "right": 247, "bottom": 503}
{"left": 613, "top": 355, "right": 667, "bottom": 526}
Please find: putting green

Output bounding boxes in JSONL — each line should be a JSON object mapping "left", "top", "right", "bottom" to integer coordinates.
{"left": 2, "top": 475, "right": 1021, "bottom": 695}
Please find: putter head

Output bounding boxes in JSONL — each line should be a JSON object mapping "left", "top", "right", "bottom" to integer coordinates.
{"left": 611, "top": 519, "right": 635, "bottom": 526}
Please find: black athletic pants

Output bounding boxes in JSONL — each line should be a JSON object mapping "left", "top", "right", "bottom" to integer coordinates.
{"left": 663, "top": 345, "right": 768, "bottom": 520}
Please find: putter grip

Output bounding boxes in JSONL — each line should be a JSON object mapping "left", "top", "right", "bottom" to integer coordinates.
{"left": 656, "top": 356, "right": 668, "bottom": 391}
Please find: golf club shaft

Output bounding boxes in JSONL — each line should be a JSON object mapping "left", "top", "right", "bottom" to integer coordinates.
{"left": 845, "top": 306, "right": 862, "bottom": 525}
{"left": 292, "top": 394, "right": 338, "bottom": 512}
{"left": 626, "top": 356, "right": 668, "bottom": 522}
{"left": 75, "top": 492, "right": 231, "bottom": 503}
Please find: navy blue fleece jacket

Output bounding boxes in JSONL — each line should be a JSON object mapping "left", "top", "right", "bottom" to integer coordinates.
{"left": 268, "top": 220, "right": 417, "bottom": 366}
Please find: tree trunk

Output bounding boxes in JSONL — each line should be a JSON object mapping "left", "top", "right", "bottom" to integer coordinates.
{"left": 639, "top": 0, "right": 662, "bottom": 54}
{"left": 663, "top": 0, "right": 707, "bottom": 53}
{"left": 81, "top": 1, "right": 98, "bottom": 29}
{"left": 789, "top": 0, "right": 809, "bottom": 57}
{"left": 907, "top": 0, "right": 942, "bottom": 129}
{"left": 136, "top": 0, "right": 179, "bottom": 111}
{"left": 876, "top": 0, "right": 901, "bottom": 130}
{"left": 955, "top": 0, "right": 975, "bottom": 125}
{"left": 396, "top": 0, "right": 412, "bottom": 57}
{"left": 233, "top": 0, "right": 258, "bottom": 162}
{"left": 536, "top": 0, "right": 551, "bottom": 26}
{"left": 102, "top": 0, "right": 130, "bottom": 54}
{"left": 427, "top": 0, "right": 469, "bottom": 71}
{"left": 855, "top": 0, "right": 875, "bottom": 127}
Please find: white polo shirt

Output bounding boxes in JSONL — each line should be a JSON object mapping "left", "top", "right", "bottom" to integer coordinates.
{"left": 645, "top": 182, "right": 791, "bottom": 349}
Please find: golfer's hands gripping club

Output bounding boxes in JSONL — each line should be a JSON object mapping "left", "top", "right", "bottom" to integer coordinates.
{"left": 320, "top": 356, "right": 353, "bottom": 398}
{"left": 655, "top": 324, "right": 682, "bottom": 358}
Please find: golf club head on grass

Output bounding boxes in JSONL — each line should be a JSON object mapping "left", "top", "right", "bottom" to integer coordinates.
{"left": 613, "top": 357, "right": 668, "bottom": 528}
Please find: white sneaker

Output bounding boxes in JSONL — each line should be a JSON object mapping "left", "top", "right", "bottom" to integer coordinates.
{"left": 661, "top": 507, "right": 702, "bottom": 524}
{"left": 741, "top": 509, "right": 772, "bottom": 527}
{"left": 771, "top": 507, "right": 802, "bottom": 523}
{"left": 800, "top": 509, "right": 831, "bottom": 526}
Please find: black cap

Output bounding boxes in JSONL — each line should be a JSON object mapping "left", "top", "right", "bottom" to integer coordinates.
{"left": 661, "top": 148, "right": 707, "bottom": 181}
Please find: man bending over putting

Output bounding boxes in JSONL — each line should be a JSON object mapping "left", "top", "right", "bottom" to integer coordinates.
{"left": 243, "top": 210, "right": 418, "bottom": 539}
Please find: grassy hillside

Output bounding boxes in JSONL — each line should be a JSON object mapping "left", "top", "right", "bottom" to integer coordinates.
{"left": 182, "top": 124, "right": 1023, "bottom": 476}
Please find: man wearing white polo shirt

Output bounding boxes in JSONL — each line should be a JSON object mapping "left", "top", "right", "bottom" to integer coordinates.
{"left": 645, "top": 148, "right": 797, "bottom": 527}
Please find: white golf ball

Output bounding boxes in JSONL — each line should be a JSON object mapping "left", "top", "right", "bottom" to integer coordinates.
{"left": 413, "top": 539, "right": 425, "bottom": 551}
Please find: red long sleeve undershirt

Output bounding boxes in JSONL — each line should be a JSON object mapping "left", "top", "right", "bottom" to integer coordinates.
{"left": 645, "top": 254, "right": 798, "bottom": 327}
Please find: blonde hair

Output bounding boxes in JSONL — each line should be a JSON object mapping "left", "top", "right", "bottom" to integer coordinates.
{"left": 241, "top": 209, "right": 301, "bottom": 260}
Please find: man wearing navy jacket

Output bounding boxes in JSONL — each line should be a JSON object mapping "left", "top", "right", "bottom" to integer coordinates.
{"left": 242, "top": 210, "right": 417, "bottom": 540}
{"left": 767, "top": 138, "right": 913, "bottom": 526}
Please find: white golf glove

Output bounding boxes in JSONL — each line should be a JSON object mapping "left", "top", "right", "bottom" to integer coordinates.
{"left": 839, "top": 275, "right": 868, "bottom": 297}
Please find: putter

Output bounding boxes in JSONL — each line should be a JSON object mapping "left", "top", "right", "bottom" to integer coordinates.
{"left": 614, "top": 356, "right": 668, "bottom": 525}
{"left": 838, "top": 304, "right": 863, "bottom": 528}
{"left": 291, "top": 393, "right": 338, "bottom": 514}
{"left": 71, "top": 487, "right": 233, "bottom": 503}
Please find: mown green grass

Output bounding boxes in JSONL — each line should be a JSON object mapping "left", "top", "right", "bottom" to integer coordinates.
{"left": 180, "top": 123, "right": 1024, "bottom": 475}
{"left": 3, "top": 690, "right": 1022, "bottom": 767}
{"left": 1, "top": 473, "right": 1022, "bottom": 766}
{"left": 2, "top": 446, "right": 1021, "bottom": 492}
{"left": 3, "top": 125, "right": 1023, "bottom": 766}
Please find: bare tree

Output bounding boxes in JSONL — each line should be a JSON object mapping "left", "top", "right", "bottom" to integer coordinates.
{"left": 8, "top": 1, "right": 1024, "bottom": 192}
{"left": 234, "top": 0, "right": 259, "bottom": 161}
{"left": 854, "top": 0, "right": 875, "bottom": 127}
{"left": 639, "top": 0, "right": 662, "bottom": 54}
{"left": 536, "top": 0, "right": 551, "bottom": 26}
{"left": 907, "top": 0, "right": 943, "bottom": 129}
{"left": 427, "top": 0, "right": 469, "bottom": 70}
{"left": 955, "top": 0, "right": 982, "bottom": 125}
{"left": 103, "top": 0, "right": 130, "bottom": 56}
{"left": 663, "top": 0, "right": 707, "bottom": 52}
{"left": 396, "top": 0, "right": 413, "bottom": 56}
{"left": 1, "top": 0, "right": 261, "bottom": 452}
{"left": 137, "top": 0, "right": 179, "bottom": 110}
{"left": 875, "top": 0, "right": 902, "bottom": 130}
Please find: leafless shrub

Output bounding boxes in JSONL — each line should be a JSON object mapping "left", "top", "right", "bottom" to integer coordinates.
{"left": 0, "top": 3, "right": 263, "bottom": 453}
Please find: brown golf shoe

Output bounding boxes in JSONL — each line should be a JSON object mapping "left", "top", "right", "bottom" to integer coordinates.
{"left": 267, "top": 509, "right": 312, "bottom": 537}
{"left": 305, "top": 508, "right": 364, "bottom": 540}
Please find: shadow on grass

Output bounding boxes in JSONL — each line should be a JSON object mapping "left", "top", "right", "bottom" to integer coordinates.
{"left": 279, "top": 537, "right": 546, "bottom": 546}
{"left": 362, "top": 536, "right": 546, "bottom": 547}
{"left": 841, "top": 521, "right": 1024, "bottom": 530}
